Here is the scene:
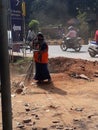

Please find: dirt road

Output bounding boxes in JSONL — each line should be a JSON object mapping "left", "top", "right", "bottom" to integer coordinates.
{"left": 11, "top": 75, "right": 98, "bottom": 130}
{"left": 1, "top": 57, "right": 98, "bottom": 130}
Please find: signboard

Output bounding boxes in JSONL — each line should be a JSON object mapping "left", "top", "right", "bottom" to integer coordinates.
{"left": 11, "top": 19, "right": 23, "bottom": 41}
{"left": 10, "top": 0, "right": 23, "bottom": 42}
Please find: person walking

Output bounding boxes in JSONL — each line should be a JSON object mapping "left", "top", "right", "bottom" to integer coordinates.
{"left": 27, "top": 28, "right": 36, "bottom": 42}
{"left": 33, "top": 32, "right": 51, "bottom": 84}
{"left": 26, "top": 28, "right": 36, "bottom": 51}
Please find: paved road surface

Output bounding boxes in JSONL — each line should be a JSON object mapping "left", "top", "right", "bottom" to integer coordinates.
{"left": 10, "top": 45, "right": 98, "bottom": 61}
{"left": 48, "top": 45, "right": 98, "bottom": 61}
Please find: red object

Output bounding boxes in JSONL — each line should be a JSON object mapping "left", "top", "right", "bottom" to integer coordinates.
{"left": 95, "top": 30, "right": 98, "bottom": 42}
{"left": 34, "top": 45, "right": 48, "bottom": 63}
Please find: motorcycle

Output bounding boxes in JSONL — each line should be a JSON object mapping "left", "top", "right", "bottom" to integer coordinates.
{"left": 88, "top": 41, "right": 98, "bottom": 57}
{"left": 60, "top": 36, "right": 82, "bottom": 52}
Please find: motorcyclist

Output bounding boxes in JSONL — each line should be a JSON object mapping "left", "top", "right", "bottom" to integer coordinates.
{"left": 65, "top": 26, "right": 77, "bottom": 38}
{"left": 65, "top": 26, "right": 77, "bottom": 45}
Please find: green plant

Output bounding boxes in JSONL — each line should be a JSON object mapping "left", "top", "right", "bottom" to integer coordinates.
{"left": 77, "top": 11, "right": 89, "bottom": 44}
{"left": 28, "top": 19, "right": 39, "bottom": 33}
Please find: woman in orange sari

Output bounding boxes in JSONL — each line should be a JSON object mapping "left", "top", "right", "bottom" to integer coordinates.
{"left": 33, "top": 32, "right": 51, "bottom": 83}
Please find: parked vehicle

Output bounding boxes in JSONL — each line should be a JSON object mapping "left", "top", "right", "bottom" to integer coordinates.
{"left": 60, "top": 36, "right": 82, "bottom": 52}
{"left": 88, "top": 41, "right": 98, "bottom": 57}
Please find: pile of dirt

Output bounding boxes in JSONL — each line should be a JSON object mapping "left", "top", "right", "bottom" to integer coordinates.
{"left": 49, "top": 57, "right": 98, "bottom": 78}
{"left": 10, "top": 56, "right": 98, "bottom": 79}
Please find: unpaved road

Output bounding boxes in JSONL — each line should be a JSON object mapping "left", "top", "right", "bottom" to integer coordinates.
{"left": 0, "top": 57, "right": 97, "bottom": 130}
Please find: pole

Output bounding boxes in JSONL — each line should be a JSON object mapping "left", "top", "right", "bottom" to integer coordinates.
{"left": 23, "top": 15, "right": 26, "bottom": 57}
{"left": 0, "top": 0, "right": 12, "bottom": 129}
{"left": 22, "top": 0, "right": 26, "bottom": 57}
{"left": 7, "top": 0, "right": 13, "bottom": 62}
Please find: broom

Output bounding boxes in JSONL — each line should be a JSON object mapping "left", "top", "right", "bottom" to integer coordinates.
{"left": 14, "top": 60, "right": 34, "bottom": 89}
{"left": 24, "top": 60, "right": 34, "bottom": 83}
{"left": 24, "top": 49, "right": 38, "bottom": 83}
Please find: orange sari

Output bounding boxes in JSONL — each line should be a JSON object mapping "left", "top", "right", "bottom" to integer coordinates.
{"left": 33, "top": 43, "right": 48, "bottom": 63}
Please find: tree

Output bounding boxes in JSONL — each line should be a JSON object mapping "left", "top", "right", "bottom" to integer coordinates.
{"left": 25, "top": 0, "right": 98, "bottom": 31}
{"left": 77, "top": 11, "right": 89, "bottom": 44}
{"left": 25, "top": 0, "right": 69, "bottom": 26}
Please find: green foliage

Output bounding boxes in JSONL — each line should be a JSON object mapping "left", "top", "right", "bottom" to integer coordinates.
{"left": 25, "top": 0, "right": 68, "bottom": 26}
{"left": 25, "top": 0, "right": 98, "bottom": 39}
{"left": 77, "top": 11, "right": 89, "bottom": 32}
{"left": 16, "top": 57, "right": 32, "bottom": 64}
{"left": 28, "top": 19, "right": 39, "bottom": 32}
{"left": 77, "top": 11, "right": 89, "bottom": 43}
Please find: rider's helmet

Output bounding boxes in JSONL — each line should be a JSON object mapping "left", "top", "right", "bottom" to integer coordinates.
{"left": 37, "top": 32, "right": 44, "bottom": 40}
{"left": 68, "top": 26, "right": 74, "bottom": 30}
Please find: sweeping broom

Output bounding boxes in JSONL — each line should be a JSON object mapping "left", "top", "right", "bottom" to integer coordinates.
{"left": 14, "top": 59, "right": 34, "bottom": 89}
{"left": 24, "top": 60, "right": 34, "bottom": 83}
{"left": 24, "top": 43, "right": 39, "bottom": 83}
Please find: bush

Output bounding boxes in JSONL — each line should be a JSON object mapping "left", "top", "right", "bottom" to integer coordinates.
{"left": 28, "top": 20, "right": 39, "bottom": 33}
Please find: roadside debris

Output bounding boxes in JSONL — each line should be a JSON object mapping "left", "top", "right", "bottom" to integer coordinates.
{"left": 70, "top": 72, "right": 90, "bottom": 80}
{"left": 94, "top": 71, "right": 98, "bottom": 77}
{"left": 70, "top": 106, "right": 84, "bottom": 112}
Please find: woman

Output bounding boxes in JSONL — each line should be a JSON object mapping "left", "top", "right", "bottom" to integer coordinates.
{"left": 33, "top": 32, "right": 51, "bottom": 83}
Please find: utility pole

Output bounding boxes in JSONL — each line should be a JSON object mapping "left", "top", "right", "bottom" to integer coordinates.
{"left": 22, "top": 0, "right": 26, "bottom": 57}
{"left": 0, "top": 0, "right": 12, "bottom": 130}
{"left": 22, "top": 0, "right": 26, "bottom": 39}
